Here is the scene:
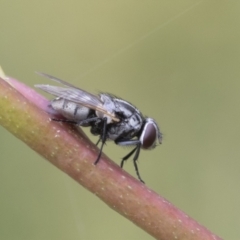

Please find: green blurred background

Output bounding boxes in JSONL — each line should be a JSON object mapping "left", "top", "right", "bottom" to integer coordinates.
{"left": 1, "top": 1, "right": 240, "bottom": 239}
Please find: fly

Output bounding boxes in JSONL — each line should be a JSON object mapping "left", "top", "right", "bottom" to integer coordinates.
{"left": 35, "top": 72, "right": 162, "bottom": 183}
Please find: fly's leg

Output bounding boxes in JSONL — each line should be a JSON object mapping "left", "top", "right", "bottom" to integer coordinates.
{"left": 94, "top": 117, "right": 107, "bottom": 165}
{"left": 115, "top": 139, "right": 144, "bottom": 183}
{"left": 116, "top": 139, "right": 140, "bottom": 167}
{"left": 96, "top": 138, "right": 101, "bottom": 146}
{"left": 121, "top": 146, "right": 138, "bottom": 168}
{"left": 132, "top": 144, "right": 144, "bottom": 183}
{"left": 53, "top": 116, "right": 107, "bottom": 165}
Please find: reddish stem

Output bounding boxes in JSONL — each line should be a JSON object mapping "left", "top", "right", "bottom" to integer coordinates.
{"left": 0, "top": 76, "right": 222, "bottom": 240}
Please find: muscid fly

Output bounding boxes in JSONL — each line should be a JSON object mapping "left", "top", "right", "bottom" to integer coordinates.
{"left": 35, "top": 73, "right": 162, "bottom": 183}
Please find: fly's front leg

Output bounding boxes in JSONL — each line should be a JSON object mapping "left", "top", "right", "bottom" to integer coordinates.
{"left": 115, "top": 139, "right": 140, "bottom": 166}
{"left": 132, "top": 144, "right": 144, "bottom": 183}
{"left": 115, "top": 139, "right": 145, "bottom": 183}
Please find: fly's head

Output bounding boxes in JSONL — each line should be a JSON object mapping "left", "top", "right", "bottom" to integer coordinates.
{"left": 140, "top": 118, "right": 162, "bottom": 150}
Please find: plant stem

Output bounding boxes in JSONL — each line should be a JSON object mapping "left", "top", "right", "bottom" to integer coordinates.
{"left": 0, "top": 76, "right": 222, "bottom": 240}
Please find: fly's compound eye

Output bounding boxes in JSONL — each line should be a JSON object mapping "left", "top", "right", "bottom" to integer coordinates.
{"left": 140, "top": 118, "right": 161, "bottom": 149}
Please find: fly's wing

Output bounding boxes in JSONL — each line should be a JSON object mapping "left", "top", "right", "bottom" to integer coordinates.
{"left": 35, "top": 72, "right": 119, "bottom": 122}
{"left": 36, "top": 72, "right": 80, "bottom": 88}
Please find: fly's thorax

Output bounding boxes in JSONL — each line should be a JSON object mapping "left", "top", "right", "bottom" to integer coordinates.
{"left": 140, "top": 118, "right": 162, "bottom": 149}
{"left": 51, "top": 97, "right": 90, "bottom": 121}
{"left": 99, "top": 95, "right": 145, "bottom": 141}
{"left": 95, "top": 110, "right": 113, "bottom": 124}
{"left": 128, "top": 112, "right": 143, "bottom": 131}
{"left": 97, "top": 94, "right": 116, "bottom": 124}
{"left": 114, "top": 98, "right": 141, "bottom": 117}
{"left": 106, "top": 122, "right": 126, "bottom": 140}
{"left": 107, "top": 117, "right": 142, "bottom": 141}
{"left": 114, "top": 99, "right": 143, "bottom": 132}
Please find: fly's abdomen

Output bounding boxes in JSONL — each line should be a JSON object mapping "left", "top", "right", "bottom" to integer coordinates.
{"left": 51, "top": 97, "right": 90, "bottom": 121}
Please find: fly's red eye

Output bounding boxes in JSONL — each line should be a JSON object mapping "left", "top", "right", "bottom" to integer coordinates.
{"left": 141, "top": 122, "right": 157, "bottom": 149}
